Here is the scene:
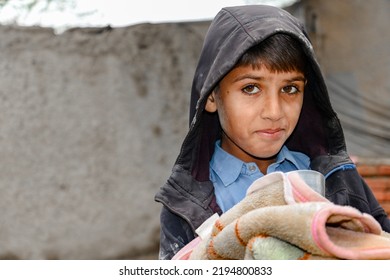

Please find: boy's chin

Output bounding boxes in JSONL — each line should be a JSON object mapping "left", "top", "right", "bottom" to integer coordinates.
{"left": 251, "top": 146, "right": 283, "bottom": 160}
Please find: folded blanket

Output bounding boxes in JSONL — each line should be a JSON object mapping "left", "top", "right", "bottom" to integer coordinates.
{"left": 184, "top": 171, "right": 390, "bottom": 260}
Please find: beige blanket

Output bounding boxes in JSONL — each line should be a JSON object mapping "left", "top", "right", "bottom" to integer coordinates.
{"left": 177, "top": 171, "right": 390, "bottom": 260}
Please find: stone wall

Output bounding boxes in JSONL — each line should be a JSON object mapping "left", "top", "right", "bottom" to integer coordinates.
{"left": 0, "top": 22, "right": 209, "bottom": 259}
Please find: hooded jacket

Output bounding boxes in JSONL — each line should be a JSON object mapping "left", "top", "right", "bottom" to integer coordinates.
{"left": 155, "top": 5, "right": 390, "bottom": 260}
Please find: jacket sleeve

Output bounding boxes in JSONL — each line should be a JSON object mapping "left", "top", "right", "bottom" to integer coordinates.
{"left": 326, "top": 168, "right": 390, "bottom": 233}
{"left": 158, "top": 206, "right": 196, "bottom": 260}
{"left": 360, "top": 177, "right": 390, "bottom": 232}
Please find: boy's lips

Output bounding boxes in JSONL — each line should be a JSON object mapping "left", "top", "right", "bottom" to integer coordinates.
{"left": 255, "top": 128, "right": 285, "bottom": 139}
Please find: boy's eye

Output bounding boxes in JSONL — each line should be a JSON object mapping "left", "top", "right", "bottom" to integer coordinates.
{"left": 281, "top": 85, "right": 299, "bottom": 94}
{"left": 242, "top": 84, "right": 260, "bottom": 95}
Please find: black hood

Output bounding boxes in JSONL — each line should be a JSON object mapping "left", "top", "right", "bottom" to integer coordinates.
{"left": 173, "top": 5, "right": 349, "bottom": 182}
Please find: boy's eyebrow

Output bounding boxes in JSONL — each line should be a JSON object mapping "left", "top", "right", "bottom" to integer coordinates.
{"left": 283, "top": 75, "right": 306, "bottom": 83}
{"left": 232, "top": 74, "right": 265, "bottom": 83}
{"left": 232, "top": 74, "right": 306, "bottom": 83}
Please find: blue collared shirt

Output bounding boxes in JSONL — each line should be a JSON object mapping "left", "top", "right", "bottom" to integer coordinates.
{"left": 210, "top": 140, "right": 311, "bottom": 213}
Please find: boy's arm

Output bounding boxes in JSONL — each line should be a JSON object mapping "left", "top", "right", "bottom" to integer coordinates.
{"left": 158, "top": 206, "right": 196, "bottom": 260}
{"left": 360, "top": 178, "right": 390, "bottom": 233}
{"left": 326, "top": 168, "right": 390, "bottom": 233}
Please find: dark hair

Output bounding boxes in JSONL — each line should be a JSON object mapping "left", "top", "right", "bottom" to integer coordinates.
{"left": 236, "top": 33, "right": 307, "bottom": 74}
{"left": 213, "top": 34, "right": 308, "bottom": 94}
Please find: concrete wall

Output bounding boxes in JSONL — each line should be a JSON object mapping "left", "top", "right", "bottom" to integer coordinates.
{"left": 0, "top": 22, "right": 209, "bottom": 259}
{"left": 302, "top": 0, "right": 389, "bottom": 96}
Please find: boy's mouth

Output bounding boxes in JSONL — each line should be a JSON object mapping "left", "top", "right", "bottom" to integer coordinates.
{"left": 255, "top": 128, "right": 284, "bottom": 139}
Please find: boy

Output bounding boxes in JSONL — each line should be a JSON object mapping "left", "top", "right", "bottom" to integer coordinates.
{"left": 155, "top": 5, "right": 390, "bottom": 260}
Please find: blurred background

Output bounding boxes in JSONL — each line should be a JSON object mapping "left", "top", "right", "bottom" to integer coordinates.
{"left": 0, "top": 0, "right": 389, "bottom": 259}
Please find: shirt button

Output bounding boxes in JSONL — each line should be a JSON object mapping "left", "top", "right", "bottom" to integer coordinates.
{"left": 249, "top": 165, "right": 256, "bottom": 172}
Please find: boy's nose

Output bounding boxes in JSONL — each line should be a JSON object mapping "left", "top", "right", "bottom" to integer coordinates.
{"left": 260, "top": 94, "right": 283, "bottom": 121}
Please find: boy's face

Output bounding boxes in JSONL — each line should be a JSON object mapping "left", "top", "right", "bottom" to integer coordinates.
{"left": 206, "top": 65, "right": 305, "bottom": 163}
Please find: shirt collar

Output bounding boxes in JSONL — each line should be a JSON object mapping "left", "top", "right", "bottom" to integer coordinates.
{"left": 273, "top": 145, "right": 301, "bottom": 169}
{"left": 210, "top": 141, "right": 302, "bottom": 186}
{"left": 210, "top": 140, "right": 243, "bottom": 187}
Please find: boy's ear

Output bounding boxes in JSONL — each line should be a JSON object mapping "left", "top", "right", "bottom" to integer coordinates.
{"left": 205, "top": 92, "right": 218, "bottom": 113}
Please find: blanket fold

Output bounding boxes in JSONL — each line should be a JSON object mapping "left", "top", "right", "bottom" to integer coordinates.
{"left": 174, "top": 171, "right": 390, "bottom": 260}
